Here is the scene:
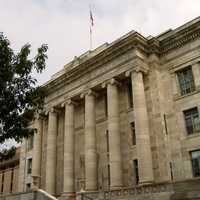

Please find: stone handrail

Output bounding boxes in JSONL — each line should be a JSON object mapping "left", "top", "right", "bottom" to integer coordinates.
{"left": 36, "top": 189, "right": 58, "bottom": 200}
{"left": 0, "top": 189, "right": 58, "bottom": 200}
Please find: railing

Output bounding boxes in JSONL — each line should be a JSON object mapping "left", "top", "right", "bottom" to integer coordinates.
{"left": 77, "top": 182, "right": 173, "bottom": 200}
{"left": 0, "top": 189, "right": 59, "bottom": 200}
{"left": 37, "top": 189, "right": 58, "bottom": 200}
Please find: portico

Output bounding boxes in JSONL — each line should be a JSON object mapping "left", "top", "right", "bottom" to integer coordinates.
{"left": 35, "top": 58, "right": 155, "bottom": 197}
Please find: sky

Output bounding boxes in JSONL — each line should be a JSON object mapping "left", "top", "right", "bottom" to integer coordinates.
{"left": 1, "top": 0, "right": 200, "bottom": 85}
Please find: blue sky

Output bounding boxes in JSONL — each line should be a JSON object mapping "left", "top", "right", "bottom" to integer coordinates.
{"left": 1, "top": 0, "right": 200, "bottom": 85}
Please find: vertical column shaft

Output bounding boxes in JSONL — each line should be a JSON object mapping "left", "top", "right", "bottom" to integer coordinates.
{"left": 46, "top": 110, "right": 57, "bottom": 195}
{"left": 63, "top": 101, "right": 75, "bottom": 196}
{"left": 131, "top": 71, "right": 154, "bottom": 184}
{"left": 32, "top": 117, "right": 43, "bottom": 188}
{"left": 107, "top": 80, "right": 123, "bottom": 188}
{"left": 84, "top": 91, "right": 97, "bottom": 191}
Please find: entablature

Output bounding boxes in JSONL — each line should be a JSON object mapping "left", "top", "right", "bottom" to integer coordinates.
{"left": 44, "top": 56, "right": 148, "bottom": 110}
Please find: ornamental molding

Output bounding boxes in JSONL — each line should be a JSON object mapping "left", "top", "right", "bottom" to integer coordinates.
{"left": 101, "top": 78, "right": 121, "bottom": 88}
{"left": 44, "top": 33, "right": 149, "bottom": 94}
{"left": 61, "top": 98, "right": 78, "bottom": 107}
{"left": 77, "top": 182, "right": 173, "bottom": 199}
{"left": 44, "top": 19, "right": 200, "bottom": 96}
{"left": 160, "top": 20, "right": 200, "bottom": 54}
{"left": 80, "top": 89, "right": 97, "bottom": 99}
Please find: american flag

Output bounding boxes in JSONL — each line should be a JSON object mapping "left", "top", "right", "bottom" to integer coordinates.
{"left": 90, "top": 9, "right": 94, "bottom": 35}
{"left": 90, "top": 10, "right": 94, "bottom": 27}
{"left": 89, "top": 6, "right": 94, "bottom": 49}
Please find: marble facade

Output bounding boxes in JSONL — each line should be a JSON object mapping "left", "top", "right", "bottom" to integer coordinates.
{"left": 18, "top": 17, "right": 200, "bottom": 199}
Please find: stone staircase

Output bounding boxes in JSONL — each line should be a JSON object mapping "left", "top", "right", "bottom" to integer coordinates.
{"left": 171, "top": 178, "right": 200, "bottom": 200}
{"left": 77, "top": 178, "right": 200, "bottom": 200}
{"left": 0, "top": 179, "right": 200, "bottom": 200}
{"left": 0, "top": 189, "right": 58, "bottom": 200}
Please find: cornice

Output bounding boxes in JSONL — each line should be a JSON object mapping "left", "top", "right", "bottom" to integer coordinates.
{"left": 159, "top": 20, "right": 200, "bottom": 55}
{"left": 44, "top": 18, "right": 200, "bottom": 95}
{"left": 45, "top": 32, "right": 149, "bottom": 94}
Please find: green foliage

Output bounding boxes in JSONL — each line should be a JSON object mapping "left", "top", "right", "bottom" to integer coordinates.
{"left": 0, "top": 33, "right": 48, "bottom": 144}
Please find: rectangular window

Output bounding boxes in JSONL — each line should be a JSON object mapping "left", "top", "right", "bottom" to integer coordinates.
{"left": 26, "top": 183, "right": 31, "bottom": 191}
{"left": 177, "top": 66, "right": 195, "bottom": 95}
{"left": 107, "top": 164, "right": 110, "bottom": 187}
{"left": 106, "top": 130, "right": 109, "bottom": 153}
{"left": 10, "top": 169, "right": 14, "bottom": 193}
{"left": 104, "top": 93, "right": 108, "bottom": 117}
{"left": 191, "top": 150, "right": 200, "bottom": 177}
{"left": 1, "top": 173, "right": 4, "bottom": 193}
{"left": 169, "top": 162, "right": 173, "bottom": 180}
{"left": 184, "top": 107, "right": 200, "bottom": 135}
{"left": 27, "top": 135, "right": 34, "bottom": 151}
{"left": 127, "top": 81, "right": 133, "bottom": 108}
{"left": 130, "top": 122, "right": 136, "bottom": 145}
{"left": 133, "top": 159, "right": 139, "bottom": 184}
{"left": 27, "top": 158, "right": 32, "bottom": 174}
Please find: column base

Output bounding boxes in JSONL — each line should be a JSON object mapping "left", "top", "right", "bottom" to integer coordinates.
{"left": 110, "top": 185, "right": 123, "bottom": 190}
{"left": 60, "top": 192, "right": 76, "bottom": 200}
{"left": 139, "top": 180, "right": 154, "bottom": 186}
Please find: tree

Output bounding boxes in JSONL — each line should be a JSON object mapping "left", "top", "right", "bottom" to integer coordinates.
{"left": 0, "top": 33, "right": 48, "bottom": 147}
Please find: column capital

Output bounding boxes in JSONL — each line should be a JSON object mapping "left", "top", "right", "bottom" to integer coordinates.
{"left": 61, "top": 98, "right": 77, "bottom": 107}
{"left": 125, "top": 65, "right": 149, "bottom": 77}
{"left": 80, "top": 89, "right": 97, "bottom": 99}
{"left": 45, "top": 107, "right": 60, "bottom": 115}
{"left": 101, "top": 78, "right": 121, "bottom": 88}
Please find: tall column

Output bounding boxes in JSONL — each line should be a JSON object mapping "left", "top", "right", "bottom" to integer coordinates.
{"left": 62, "top": 100, "right": 75, "bottom": 199}
{"left": 84, "top": 90, "right": 97, "bottom": 191}
{"left": 45, "top": 109, "right": 57, "bottom": 195}
{"left": 131, "top": 70, "right": 154, "bottom": 184}
{"left": 105, "top": 78, "right": 123, "bottom": 188}
{"left": 32, "top": 116, "right": 43, "bottom": 188}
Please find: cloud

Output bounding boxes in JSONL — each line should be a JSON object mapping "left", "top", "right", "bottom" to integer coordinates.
{"left": 0, "top": 0, "right": 200, "bottom": 84}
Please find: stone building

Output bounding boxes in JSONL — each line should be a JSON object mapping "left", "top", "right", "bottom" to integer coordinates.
{"left": 18, "top": 17, "right": 200, "bottom": 199}
{"left": 0, "top": 147, "right": 20, "bottom": 195}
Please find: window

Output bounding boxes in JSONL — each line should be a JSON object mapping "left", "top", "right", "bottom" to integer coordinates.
{"left": 10, "top": 169, "right": 14, "bottom": 193}
{"left": 27, "top": 158, "right": 32, "bottom": 174}
{"left": 130, "top": 122, "right": 136, "bottom": 145}
{"left": 177, "top": 66, "right": 195, "bottom": 95}
{"left": 104, "top": 93, "right": 108, "bottom": 117}
{"left": 26, "top": 183, "right": 31, "bottom": 191}
{"left": 191, "top": 150, "right": 200, "bottom": 177}
{"left": 169, "top": 162, "right": 173, "bottom": 180}
{"left": 107, "top": 164, "right": 110, "bottom": 186}
{"left": 133, "top": 159, "right": 139, "bottom": 184}
{"left": 127, "top": 82, "right": 133, "bottom": 108}
{"left": 106, "top": 130, "right": 109, "bottom": 153}
{"left": 1, "top": 173, "right": 4, "bottom": 193}
{"left": 27, "top": 135, "right": 34, "bottom": 151}
{"left": 184, "top": 107, "right": 200, "bottom": 135}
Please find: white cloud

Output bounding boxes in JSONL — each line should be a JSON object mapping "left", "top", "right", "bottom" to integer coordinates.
{"left": 0, "top": 0, "right": 200, "bottom": 84}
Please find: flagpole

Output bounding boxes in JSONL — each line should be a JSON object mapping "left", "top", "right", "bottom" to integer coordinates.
{"left": 90, "top": 26, "right": 92, "bottom": 50}
{"left": 89, "top": 4, "right": 93, "bottom": 50}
